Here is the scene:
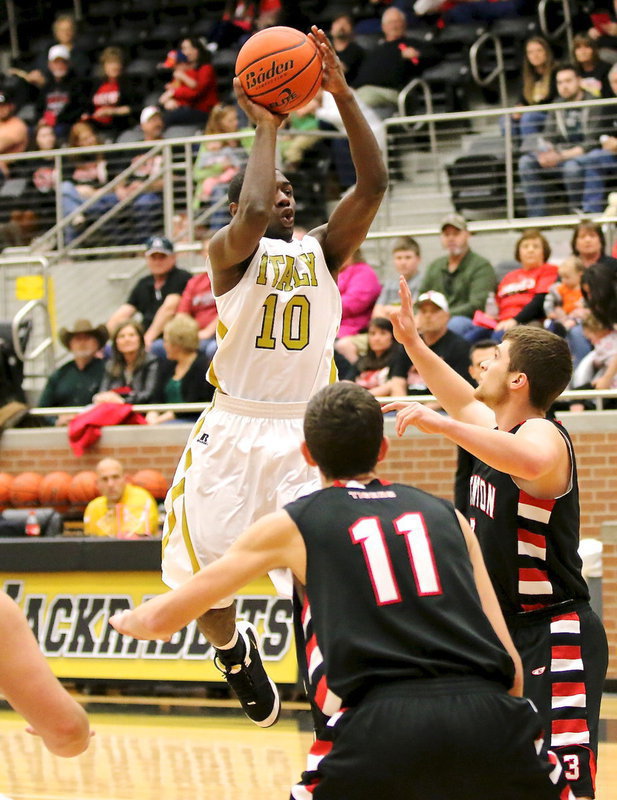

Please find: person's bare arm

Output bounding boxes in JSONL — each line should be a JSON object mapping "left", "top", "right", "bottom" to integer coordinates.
{"left": 110, "top": 511, "right": 305, "bottom": 640}
{"left": 107, "top": 303, "right": 136, "bottom": 335}
{"left": 385, "top": 403, "right": 569, "bottom": 497}
{"left": 198, "top": 317, "right": 218, "bottom": 339}
{"left": 144, "top": 294, "right": 181, "bottom": 348}
{"left": 0, "top": 593, "right": 91, "bottom": 756}
{"left": 307, "top": 27, "right": 387, "bottom": 272}
{"left": 387, "top": 277, "right": 495, "bottom": 426}
{"left": 457, "top": 512, "right": 523, "bottom": 697}
{"left": 207, "top": 80, "right": 287, "bottom": 291}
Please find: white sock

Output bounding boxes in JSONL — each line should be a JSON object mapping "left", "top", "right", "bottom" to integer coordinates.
{"left": 217, "top": 628, "right": 239, "bottom": 650}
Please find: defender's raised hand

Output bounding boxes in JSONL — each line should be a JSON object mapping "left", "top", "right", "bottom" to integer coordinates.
{"left": 391, "top": 276, "right": 422, "bottom": 347}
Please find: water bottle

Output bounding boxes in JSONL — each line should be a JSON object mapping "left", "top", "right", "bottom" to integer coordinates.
{"left": 25, "top": 510, "right": 41, "bottom": 536}
{"left": 485, "top": 292, "right": 499, "bottom": 317}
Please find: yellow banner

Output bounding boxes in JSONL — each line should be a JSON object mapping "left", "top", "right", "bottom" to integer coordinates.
{"left": 1, "top": 572, "right": 297, "bottom": 683}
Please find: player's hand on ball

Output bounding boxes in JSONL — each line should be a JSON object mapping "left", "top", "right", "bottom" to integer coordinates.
{"left": 309, "top": 26, "right": 348, "bottom": 96}
{"left": 381, "top": 401, "right": 445, "bottom": 436}
{"left": 233, "top": 78, "right": 288, "bottom": 128}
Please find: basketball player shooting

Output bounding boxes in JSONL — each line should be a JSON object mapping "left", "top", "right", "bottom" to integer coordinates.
{"left": 158, "top": 27, "right": 387, "bottom": 728}
{"left": 112, "top": 382, "right": 575, "bottom": 800}
{"left": 383, "top": 277, "right": 608, "bottom": 800}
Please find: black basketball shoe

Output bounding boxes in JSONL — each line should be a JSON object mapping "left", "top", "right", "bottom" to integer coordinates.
{"left": 214, "top": 621, "right": 280, "bottom": 728}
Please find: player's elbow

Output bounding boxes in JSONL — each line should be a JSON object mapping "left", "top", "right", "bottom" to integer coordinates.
{"left": 517, "top": 452, "right": 554, "bottom": 481}
{"left": 46, "top": 711, "right": 90, "bottom": 757}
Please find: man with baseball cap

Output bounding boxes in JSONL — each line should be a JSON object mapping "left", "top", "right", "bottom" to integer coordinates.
{"left": 106, "top": 236, "right": 192, "bottom": 350}
{"left": 39, "top": 319, "right": 107, "bottom": 423}
{"left": 417, "top": 213, "right": 496, "bottom": 338}
{"left": 0, "top": 87, "right": 28, "bottom": 179}
{"left": 34, "top": 42, "right": 89, "bottom": 139}
{"left": 389, "top": 289, "right": 472, "bottom": 398}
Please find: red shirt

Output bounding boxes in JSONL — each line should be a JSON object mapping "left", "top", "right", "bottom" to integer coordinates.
{"left": 497, "top": 263, "right": 558, "bottom": 321}
{"left": 177, "top": 272, "right": 218, "bottom": 330}
{"left": 172, "top": 65, "right": 219, "bottom": 113}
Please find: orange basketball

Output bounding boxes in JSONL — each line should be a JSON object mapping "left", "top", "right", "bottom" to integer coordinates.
{"left": 39, "top": 471, "right": 73, "bottom": 509}
{"left": 235, "top": 26, "right": 322, "bottom": 113}
{"left": 0, "top": 473, "right": 14, "bottom": 509}
{"left": 131, "top": 469, "right": 168, "bottom": 500}
{"left": 68, "top": 470, "right": 99, "bottom": 506}
{"left": 10, "top": 472, "right": 43, "bottom": 507}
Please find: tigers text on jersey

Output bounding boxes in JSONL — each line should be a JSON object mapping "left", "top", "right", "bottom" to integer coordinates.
{"left": 285, "top": 479, "right": 515, "bottom": 715}
{"left": 207, "top": 234, "right": 342, "bottom": 402}
{"left": 467, "top": 421, "right": 589, "bottom": 617}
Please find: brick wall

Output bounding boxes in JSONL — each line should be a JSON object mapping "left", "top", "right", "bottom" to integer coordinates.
{"left": 2, "top": 413, "right": 617, "bottom": 677}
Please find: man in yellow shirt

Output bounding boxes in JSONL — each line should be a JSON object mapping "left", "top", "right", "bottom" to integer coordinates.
{"left": 84, "top": 458, "right": 159, "bottom": 539}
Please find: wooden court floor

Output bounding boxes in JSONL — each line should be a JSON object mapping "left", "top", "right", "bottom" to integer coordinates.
{"left": 0, "top": 695, "right": 615, "bottom": 800}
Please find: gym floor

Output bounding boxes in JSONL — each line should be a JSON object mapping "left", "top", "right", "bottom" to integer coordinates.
{"left": 0, "top": 694, "right": 615, "bottom": 799}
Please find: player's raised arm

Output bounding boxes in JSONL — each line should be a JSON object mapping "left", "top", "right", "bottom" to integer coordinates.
{"left": 385, "top": 277, "right": 495, "bottom": 427}
{"left": 307, "top": 27, "right": 387, "bottom": 273}
{"left": 208, "top": 79, "right": 288, "bottom": 282}
{"left": 111, "top": 511, "right": 304, "bottom": 641}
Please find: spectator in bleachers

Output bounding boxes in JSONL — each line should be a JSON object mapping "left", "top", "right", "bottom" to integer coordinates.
{"left": 544, "top": 255, "right": 586, "bottom": 337}
{"left": 572, "top": 218, "right": 617, "bottom": 271}
{"left": 438, "top": 0, "right": 533, "bottom": 24}
{"left": 508, "top": 37, "right": 557, "bottom": 144}
{"left": 176, "top": 237, "right": 218, "bottom": 363}
{"left": 353, "top": 7, "right": 439, "bottom": 117}
{"left": 465, "top": 229, "right": 558, "bottom": 343}
{"left": 83, "top": 47, "right": 138, "bottom": 141}
{"left": 38, "top": 318, "right": 107, "bottom": 425}
{"left": 106, "top": 236, "right": 192, "bottom": 352}
{"left": 336, "top": 248, "right": 382, "bottom": 339}
{"left": 193, "top": 103, "right": 247, "bottom": 229}
{"left": 569, "top": 314, "right": 617, "bottom": 410}
{"left": 572, "top": 33, "right": 612, "bottom": 98}
{"left": 21, "top": 123, "right": 58, "bottom": 233}
{"left": 93, "top": 321, "right": 159, "bottom": 406}
{"left": 351, "top": 317, "right": 406, "bottom": 397}
{"left": 335, "top": 236, "right": 423, "bottom": 368}
{"left": 280, "top": 94, "right": 322, "bottom": 170}
{"left": 0, "top": 87, "right": 28, "bottom": 181}
{"left": 330, "top": 15, "right": 365, "bottom": 86}
{"left": 145, "top": 313, "right": 214, "bottom": 425}
{"left": 518, "top": 64, "right": 605, "bottom": 217}
{"left": 207, "top": 0, "right": 281, "bottom": 51}
{"left": 585, "top": 1, "right": 617, "bottom": 64}
{"left": 388, "top": 290, "right": 472, "bottom": 399}
{"left": 26, "top": 13, "right": 91, "bottom": 88}
{"left": 582, "top": 260, "right": 617, "bottom": 328}
{"left": 158, "top": 38, "right": 219, "bottom": 129}
{"left": 61, "top": 121, "right": 108, "bottom": 241}
{"left": 34, "top": 45, "right": 89, "bottom": 142}
{"left": 84, "top": 457, "right": 159, "bottom": 539}
{"left": 90, "top": 106, "right": 166, "bottom": 243}
{"left": 417, "top": 213, "right": 496, "bottom": 337}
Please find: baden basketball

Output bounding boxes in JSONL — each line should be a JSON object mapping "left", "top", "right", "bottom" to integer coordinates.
{"left": 10, "top": 472, "right": 43, "bottom": 507}
{"left": 39, "top": 471, "right": 73, "bottom": 509}
{"left": 132, "top": 469, "right": 168, "bottom": 500}
{"left": 69, "top": 470, "right": 99, "bottom": 506}
{"left": 235, "top": 26, "right": 323, "bottom": 113}
{"left": 0, "top": 473, "right": 14, "bottom": 509}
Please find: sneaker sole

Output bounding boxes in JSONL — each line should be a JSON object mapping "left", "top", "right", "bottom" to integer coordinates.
{"left": 237, "top": 621, "right": 281, "bottom": 729}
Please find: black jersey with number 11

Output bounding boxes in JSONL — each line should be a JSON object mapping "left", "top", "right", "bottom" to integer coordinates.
{"left": 285, "top": 479, "right": 515, "bottom": 718}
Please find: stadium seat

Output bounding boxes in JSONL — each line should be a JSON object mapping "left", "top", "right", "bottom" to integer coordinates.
{"left": 446, "top": 153, "right": 507, "bottom": 216}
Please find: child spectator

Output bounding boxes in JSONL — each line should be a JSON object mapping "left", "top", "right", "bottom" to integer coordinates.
{"left": 544, "top": 256, "right": 586, "bottom": 336}
{"left": 84, "top": 47, "right": 137, "bottom": 140}
{"left": 373, "top": 236, "right": 423, "bottom": 319}
{"left": 336, "top": 248, "right": 382, "bottom": 339}
{"left": 193, "top": 104, "right": 247, "bottom": 228}
{"left": 352, "top": 317, "right": 405, "bottom": 397}
{"left": 582, "top": 314, "right": 617, "bottom": 390}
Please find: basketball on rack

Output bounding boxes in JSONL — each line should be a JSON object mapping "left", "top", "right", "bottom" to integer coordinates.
{"left": 10, "top": 472, "right": 43, "bottom": 507}
{"left": 131, "top": 469, "right": 168, "bottom": 500}
{"left": 39, "top": 471, "right": 73, "bottom": 510}
{"left": 0, "top": 473, "right": 14, "bottom": 510}
{"left": 235, "top": 26, "right": 323, "bottom": 114}
{"left": 68, "top": 471, "right": 99, "bottom": 506}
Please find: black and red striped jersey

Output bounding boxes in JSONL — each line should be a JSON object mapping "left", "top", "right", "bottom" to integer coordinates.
{"left": 285, "top": 478, "right": 515, "bottom": 714}
{"left": 467, "top": 420, "right": 589, "bottom": 618}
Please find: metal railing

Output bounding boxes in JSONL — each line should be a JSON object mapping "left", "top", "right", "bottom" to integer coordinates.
{"left": 538, "top": 0, "right": 574, "bottom": 53}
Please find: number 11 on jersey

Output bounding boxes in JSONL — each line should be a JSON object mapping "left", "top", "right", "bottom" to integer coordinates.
{"left": 350, "top": 513, "right": 442, "bottom": 605}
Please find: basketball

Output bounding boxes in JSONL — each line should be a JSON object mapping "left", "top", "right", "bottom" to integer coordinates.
{"left": 235, "top": 26, "right": 323, "bottom": 113}
{"left": 131, "top": 469, "right": 168, "bottom": 500}
{"left": 68, "top": 470, "right": 99, "bottom": 506}
{"left": 10, "top": 472, "right": 43, "bottom": 507}
{"left": 39, "top": 471, "right": 73, "bottom": 509}
{"left": 0, "top": 473, "right": 14, "bottom": 509}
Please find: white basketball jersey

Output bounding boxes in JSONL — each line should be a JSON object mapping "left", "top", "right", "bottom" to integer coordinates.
{"left": 207, "top": 234, "right": 341, "bottom": 402}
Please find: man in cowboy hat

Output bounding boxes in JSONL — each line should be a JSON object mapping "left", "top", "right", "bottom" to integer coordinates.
{"left": 38, "top": 319, "right": 107, "bottom": 424}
